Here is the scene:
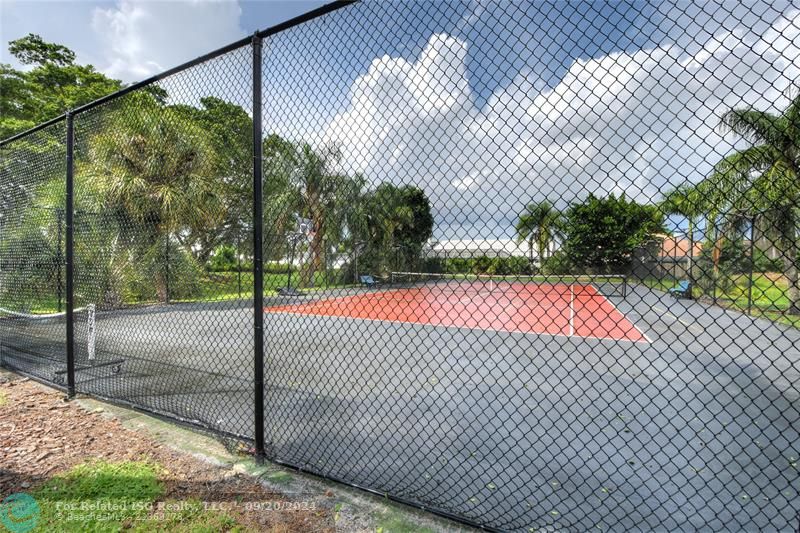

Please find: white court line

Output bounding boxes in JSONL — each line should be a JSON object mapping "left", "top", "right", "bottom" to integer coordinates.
{"left": 268, "top": 309, "right": 652, "bottom": 345}
{"left": 582, "top": 285, "right": 654, "bottom": 343}
{"left": 569, "top": 284, "right": 575, "bottom": 336}
{"left": 652, "top": 305, "right": 704, "bottom": 335}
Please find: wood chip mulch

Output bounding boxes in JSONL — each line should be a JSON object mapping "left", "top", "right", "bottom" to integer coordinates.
{"left": 0, "top": 376, "right": 334, "bottom": 532}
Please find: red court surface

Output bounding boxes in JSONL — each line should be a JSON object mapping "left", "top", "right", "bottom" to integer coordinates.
{"left": 269, "top": 283, "right": 648, "bottom": 343}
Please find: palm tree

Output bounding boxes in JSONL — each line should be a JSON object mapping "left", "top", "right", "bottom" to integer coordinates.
{"left": 701, "top": 92, "right": 800, "bottom": 314}
{"left": 81, "top": 92, "right": 221, "bottom": 302}
{"left": 661, "top": 185, "right": 707, "bottom": 286}
{"left": 515, "top": 200, "right": 561, "bottom": 265}
{"left": 262, "top": 135, "right": 364, "bottom": 288}
{"left": 83, "top": 94, "right": 222, "bottom": 235}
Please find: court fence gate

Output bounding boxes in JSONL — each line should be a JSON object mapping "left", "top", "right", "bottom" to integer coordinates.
{"left": 0, "top": 1, "right": 798, "bottom": 530}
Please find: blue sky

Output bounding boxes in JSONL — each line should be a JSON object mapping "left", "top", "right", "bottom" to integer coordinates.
{"left": 0, "top": 0, "right": 328, "bottom": 80}
{"left": 2, "top": 0, "right": 798, "bottom": 240}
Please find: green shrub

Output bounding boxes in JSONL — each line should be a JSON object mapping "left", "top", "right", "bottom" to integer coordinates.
{"left": 122, "top": 239, "right": 203, "bottom": 302}
{"left": 753, "top": 248, "right": 783, "bottom": 273}
{"left": 207, "top": 244, "right": 238, "bottom": 272}
{"left": 541, "top": 251, "right": 573, "bottom": 275}
{"left": 263, "top": 262, "right": 294, "bottom": 274}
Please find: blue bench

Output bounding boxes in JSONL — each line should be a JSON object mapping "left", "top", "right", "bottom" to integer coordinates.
{"left": 669, "top": 280, "right": 692, "bottom": 299}
{"left": 360, "top": 275, "right": 380, "bottom": 288}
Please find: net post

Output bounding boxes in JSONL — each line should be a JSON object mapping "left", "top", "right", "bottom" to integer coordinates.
{"left": 65, "top": 111, "right": 76, "bottom": 398}
{"left": 252, "top": 32, "right": 266, "bottom": 459}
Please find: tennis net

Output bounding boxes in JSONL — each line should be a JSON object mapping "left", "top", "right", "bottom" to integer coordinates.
{"left": 389, "top": 271, "right": 628, "bottom": 298}
{"left": 0, "top": 305, "right": 99, "bottom": 382}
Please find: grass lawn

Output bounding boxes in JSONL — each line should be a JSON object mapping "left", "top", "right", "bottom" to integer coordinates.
{"left": 189, "top": 270, "right": 355, "bottom": 302}
{"left": 9, "top": 270, "right": 356, "bottom": 314}
{"left": 30, "top": 461, "right": 244, "bottom": 532}
{"left": 641, "top": 273, "right": 800, "bottom": 329}
{"left": 1, "top": 377, "right": 333, "bottom": 532}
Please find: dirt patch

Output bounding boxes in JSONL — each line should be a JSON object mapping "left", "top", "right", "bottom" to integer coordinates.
{"left": 762, "top": 271, "right": 789, "bottom": 284}
{"left": 0, "top": 375, "right": 333, "bottom": 532}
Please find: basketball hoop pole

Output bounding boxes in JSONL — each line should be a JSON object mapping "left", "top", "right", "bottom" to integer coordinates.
{"left": 287, "top": 235, "right": 297, "bottom": 291}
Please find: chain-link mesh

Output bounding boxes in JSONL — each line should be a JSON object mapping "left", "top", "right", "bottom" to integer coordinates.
{"left": 259, "top": 1, "right": 799, "bottom": 530}
{"left": 0, "top": 0, "right": 799, "bottom": 530}
{"left": 69, "top": 44, "right": 255, "bottom": 438}
{"left": 0, "top": 121, "right": 68, "bottom": 384}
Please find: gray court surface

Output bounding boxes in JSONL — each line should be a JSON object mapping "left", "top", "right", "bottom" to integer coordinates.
{"left": 1, "top": 283, "right": 798, "bottom": 531}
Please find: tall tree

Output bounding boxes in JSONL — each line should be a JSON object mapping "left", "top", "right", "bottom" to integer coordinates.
{"left": 660, "top": 185, "right": 706, "bottom": 282}
{"left": 172, "top": 97, "right": 253, "bottom": 262}
{"left": 352, "top": 183, "right": 433, "bottom": 275}
{"left": 261, "top": 136, "right": 365, "bottom": 287}
{"left": 561, "top": 193, "right": 664, "bottom": 273}
{"left": 515, "top": 200, "right": 561, "bottom": 264}
{"left": 1, "top": 34, "right": 121, "bottom": 138}
{"left": 79, "top": 92, "right": 221, "bottom": 301}
{"left": 388, "top": 185, "right": 434, "bottom": 270}
{"left": 700, "top": 93, "right": 800, "bottom": 314}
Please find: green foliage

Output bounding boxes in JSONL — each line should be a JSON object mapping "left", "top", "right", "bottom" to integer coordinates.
{"left": 695, "top": 239, "right": 751, "bottom": 294}
{"left": 1, "top": 34, "right": 121, "bottom": 139}
{"left": 33, "top": 461, "right": 163, "bottom": 531}
{"left": 391, "top": 186, "right": 435, "bottom": 267}
{"left": 261, "top": 136, "right": 365, "bottom": 285}
{"left": 515, "top": 200, "right": 562, "bottom": 261}
{"left": 263, "top": 262, "right": 293, "bottom": 274}
{"left": 540, "top": 250, "right": 574, "bottom": 275}
{"left": 172, "top": 97, "right": 254, "bottom": 261}
{"left": 81, "top": 92, "right": 222, "bottom": 233}
{"left": 560, "top": 193, "right": 665, "bottom": 273}
{"left": 117, "top": 239, "right": 203, "bottom": 304}
{"left": 701, "top": 94, "right": 800, "bottom": 314}
{"left": 488, "top": 256, "right": 531, "bottom": 275}
{"left": 471, "top": 256, "right": 493, "bottom": 274}
{"left": 354, "top": 183, "right": 434, "bottom": 275}
{"left": 32, "top": 460, "right": 245, "bottom": 531}
{"left": 442, "top": 256, "right": 533, "bottom": 275}
{"left": 753, "top": 248, "right": 784, "bottom": 273}
{"left": 0, "top": 212, "right": 62, "bottom": 311}
{"left": 8, "top": 34, "right": 75, "bottom": 66}
{"left": 700, "top": 239, "right": 751, "bottom": 273}
{"left": 207, "top": 244, "right": 239, "bottom": 272}
{"left": 443, "top": 257, "right": 472, "bottom": 274}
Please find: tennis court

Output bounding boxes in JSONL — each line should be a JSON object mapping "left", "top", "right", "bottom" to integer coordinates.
{"left": 1, "top": 0, "right": 799, "bottom": 528}
{"left": 1, "top": 279, "right": 798, "bottom": 530}
{"left": 271, "top": 273, "right": 649, "bottom": 342}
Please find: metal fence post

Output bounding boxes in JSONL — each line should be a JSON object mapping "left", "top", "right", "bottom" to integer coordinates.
{"left": 56, "top": 208, "right": 63, "bottom": 313}
{"left": 237, "top": 228, "right": 242, "bottom": 298}
{"left": 65, "top": 112, "right": 76, "bottom": 397}
{"left": 252, "top": 33, "right": 265, "bottom": 458}
{"left": 164, "top": 233, "right": 170, "bottom": 303}
{"left": 748, "top": 215, "right": 756, "bottom": 314}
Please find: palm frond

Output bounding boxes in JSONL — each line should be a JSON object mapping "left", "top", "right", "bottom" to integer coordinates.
{"left": 719, "top": 108, "right": 788, "bottom": 147}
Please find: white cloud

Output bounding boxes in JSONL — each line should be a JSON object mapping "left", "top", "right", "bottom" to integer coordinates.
{"left": 323, "top": 8, "right": 800, "bottom": 239}
{"left": 91, "top": 0, "right": 247, "bottom": 83}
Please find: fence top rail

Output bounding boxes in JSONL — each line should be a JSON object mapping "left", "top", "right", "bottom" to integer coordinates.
{"left": 0, "top": 0, "right": 356, "bottom": 147}
{"left": 0, "top": 114, "right": 66, "bottom": 147}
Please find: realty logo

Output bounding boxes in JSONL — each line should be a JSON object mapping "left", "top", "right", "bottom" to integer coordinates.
{"left": 0, "top": 493, "right": 40, "bottom": 533}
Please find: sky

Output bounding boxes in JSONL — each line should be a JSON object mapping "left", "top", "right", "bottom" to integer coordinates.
{"left": 0, "top": 0, "right": 327, "bottom": 80}
{"left": 2, "top": 0, "right": 799, "bottom": 240}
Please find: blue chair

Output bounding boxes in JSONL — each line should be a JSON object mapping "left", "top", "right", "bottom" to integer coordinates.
{"left": 669, "top": 280, "right": 692, "bottom": 299}
{"left": 360, "top": 275, "right": 379, "bottom": 288}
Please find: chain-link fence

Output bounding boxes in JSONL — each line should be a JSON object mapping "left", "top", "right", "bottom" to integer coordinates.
{"left": 1, "top": 1, "right": 799, "bottom": 530}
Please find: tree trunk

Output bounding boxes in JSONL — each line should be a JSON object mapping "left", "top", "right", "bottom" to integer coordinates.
{"left": 785, "top": 236, "right": 800, "bottom": 315}
{"left": 537, "top": 234, "right": 546, "bottom": 265}
{"left": 300, "top": 220, "right": 324, "bottom": 288}
{"left": 687, "top": 219, "right": 694, "bottom": 288}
